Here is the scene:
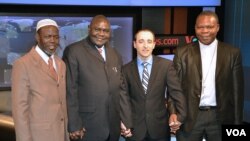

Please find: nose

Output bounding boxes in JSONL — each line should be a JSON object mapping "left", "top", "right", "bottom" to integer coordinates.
{"left": 144, "top": 43, "right": 149, "bottom": 48}
{"left": 50, "top": 37, "right": 55, "bottom": 42}
{"left": 96, "top": 29, "right": 107, "bottom": 36}
{"left": 50, "top": 36, "right": 59, "bottom": 42}
{"left": 201, "top": 28, "right": 209, "bottom": 33}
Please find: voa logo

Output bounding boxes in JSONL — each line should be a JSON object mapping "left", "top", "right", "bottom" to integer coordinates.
{"left": 226, "top": 129, "right": 246, "bottom": 136}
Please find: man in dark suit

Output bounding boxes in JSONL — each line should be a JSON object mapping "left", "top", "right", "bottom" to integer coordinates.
{"left": 174, "top": 11, "right": 244, "bottom": 141}
{"left": 63, "top": 15, "right": 132, "bottom": 141}
{"left": 122, "top": 29, "right": 186, "bottom": 141}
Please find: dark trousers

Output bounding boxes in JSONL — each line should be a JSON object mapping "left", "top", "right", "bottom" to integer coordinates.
{"left": 176, "top": 109, "right": 221, "bottom": 141}
{"left": 126, "top": 131, "right": 170, "bottom": 141}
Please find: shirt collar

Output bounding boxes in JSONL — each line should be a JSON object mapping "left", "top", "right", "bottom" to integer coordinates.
{"left": 95, "top": 45, "right": 105, "bottom": 50}
{"left": 199, "top": 39, "right": 218, "bottom": 48}
{"left": 137, "top": 55, "right": 153, "bottom": 66}
{"left": 35, "top": 45, "right": 54, "bottom": 62}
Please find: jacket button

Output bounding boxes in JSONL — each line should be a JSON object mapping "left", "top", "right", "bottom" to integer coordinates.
{"left": 197, "top": 95, "right": 201, "bottom": 98}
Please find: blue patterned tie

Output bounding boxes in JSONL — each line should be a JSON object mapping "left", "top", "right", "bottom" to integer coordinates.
{"left": 142, "top": 62, "right": 149, "bottom": 94}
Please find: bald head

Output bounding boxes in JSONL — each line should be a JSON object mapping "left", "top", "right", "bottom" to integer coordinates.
{"left": 90, "top": 15, "right": 110, "bottom": 27}
{"left": 88, "top": 15, "right": 111, "bottom": 47}
{"left": 196, "top": 11, "right": 219, "bottom": 25}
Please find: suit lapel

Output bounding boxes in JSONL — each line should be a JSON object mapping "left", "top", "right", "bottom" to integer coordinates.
{"left": 30, "top": 48, "right": 49, "bottom": 76}
{"left": 104, "top": 46, "right": 111, "bottom": 63}
{"left": 131, "top": 60, "right": 146, "bottom": 95}
{"left": 192, "top": 43, "right": 202, "bottom": 79}
{"left": 30, "top": 48, "right": 58, "bottom": 82}
{"left": 146, "top": 56, "right": 158, "bottom": 95}
{"left": 84, "top": 38, "right": 105, "bottom": 62}
{"left": 54, "top": 56, "right": 63, "bottom": 82}
{"left": 193, "top": 41, "right": 224, "bottom": 83}
{"left": 215, "top": 42, "right": 225, "bottom": 77}
{"left": 86, "top": 45, "right": 105, "bottom": 62}
{"left": 54, "top": 56, "right": 63, "bottom": 101}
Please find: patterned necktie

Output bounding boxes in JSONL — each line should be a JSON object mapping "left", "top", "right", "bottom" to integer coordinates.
{"left": 97, "top": 48, "right": 104, "bottom": 58}
{"left": 48, "top": 57, "right": 58, "bottom": 81}
{"left": 142, "top": 62, "right": 149, "bottom": 94}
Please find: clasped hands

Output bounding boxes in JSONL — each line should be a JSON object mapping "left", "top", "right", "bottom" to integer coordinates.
{"left": 69, "top": 128, "right": 86, "bottom": 140}
{"left": 120, "top": 121, "right": 132, "bottom": 138}
{"left": 69, "top": 122, "right": 132, "bottom": 140}
{"left": 169, "top": 114, "right": 182, "bottom": 134}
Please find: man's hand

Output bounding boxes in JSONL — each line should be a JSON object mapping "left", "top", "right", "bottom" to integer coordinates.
{"left": 69, "top": 128, "right": 86, "bottom": 140}
{"left": 120, "top": 121, "right": 132, "bottom": 138}
{"left": 169, "top": 114, "right": 182, "bottom": 134}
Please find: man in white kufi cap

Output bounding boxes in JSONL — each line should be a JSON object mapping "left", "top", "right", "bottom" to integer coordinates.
{"left": 36, "top": 19, "right": 59, "bottom": 32}
{"left": 11, "top": 18, "right": 69, "bottom": 141}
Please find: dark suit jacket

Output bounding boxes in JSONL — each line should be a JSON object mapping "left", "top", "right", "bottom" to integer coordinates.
{"left": 123, "top": 56, "right": 186, "bottom": 140}
{"left": 173, "top": 41, "right": 244, "bottom": 132}
{"left": 63, "top": 37, "right": 132, "bottom": 141}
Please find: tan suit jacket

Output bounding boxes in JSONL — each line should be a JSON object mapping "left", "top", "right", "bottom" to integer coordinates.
{"left": 12, "top": 47, "right": 69, "bottom": 141}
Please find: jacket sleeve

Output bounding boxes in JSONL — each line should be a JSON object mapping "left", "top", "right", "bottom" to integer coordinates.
{"left": 12, "top": 60, "right": 32, "bottom": 141}
{"left": 63, "top": 47, "right": 83, "bottom": 132}
{"left": 233, "top": 49, "right": 244, "bottom": 124}
{"left": 166, "top": 61, "right": 186, "bottom": 123}
{"left": 120, "top": 68, "right": 133, "bottom": 129}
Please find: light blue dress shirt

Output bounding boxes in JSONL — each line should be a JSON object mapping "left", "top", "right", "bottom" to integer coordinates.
{"left": 137, "top": 56, "right": 153, "bottom": 81}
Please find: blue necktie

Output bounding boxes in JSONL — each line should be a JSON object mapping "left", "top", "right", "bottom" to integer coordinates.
{"left": 142, "top": 62, "right": 149, "bottom": 94}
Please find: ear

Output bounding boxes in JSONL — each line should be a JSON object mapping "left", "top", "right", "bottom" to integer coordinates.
{"left": 88, "top": 25, "right": 91, "bottom": 33}
{"left": 152, "top": 41, "right": 156, "bottom": 49}
{"left": 35, "top": 33, "right": 39, "bottom": 42}
{"left": 133, "top": 41, "right": 137, "bottom": 49}
{"left": 216, "top": 24, "right": 220, "bottom": 32}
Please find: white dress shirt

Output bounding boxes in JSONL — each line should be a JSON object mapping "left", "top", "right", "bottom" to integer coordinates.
{"left": 96, "top": 45, "right": 106, "bottom": 61}
{"left": 199, "top": 39, "right": 218, "bottom": 107}
{"left": 35, "top": 45, "right": 57, "bottom": 71}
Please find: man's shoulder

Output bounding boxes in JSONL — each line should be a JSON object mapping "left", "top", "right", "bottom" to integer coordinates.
{"left": 105, "top": 46, "right": 123, "bottom": 62}
{"left": 153, "top": 56, "right": 173, "bottom": 69}
{"left": 154, "top": 55, "right": 172, "bottom": 62}
{"left": 174, "top": 42, "right": 199, "bottom": 57}
{"left": 66, "top": 39, "right": 86, "bottom": 50}
{"left": 123, "top": 60, "right": 135, "bottom": 69}
{"left": 13, "top": 51, "right": 35, "bottom": 70}
{"left": 219, "top": 41, "right": 238, "bottom": 49}
{"left": 178, "top": 42, "right": 197, "bottom": 49}
{"left": 14, "top": 48, "right": 34, "bottom": 63}
{"left": 54, "top": 55, "right": 65, "bottom": 63}
{"left": 63, "top": 39, "right": 87, "bottom": 57}
{"left": 218, "top": 41, "right": 241, "bottom": 54}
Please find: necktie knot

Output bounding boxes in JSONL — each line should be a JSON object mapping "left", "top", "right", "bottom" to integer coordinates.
{"left": 97, "top": 48, "right": 105, "bottom": 61}
{"left": 142, "top": 62, "right": 149, "bottom": 67}
{"left": 48, "top": 57, "right": 53, "bottom": 66}
{"left": 97, "top": 48, "right": 103, "bottom": 54}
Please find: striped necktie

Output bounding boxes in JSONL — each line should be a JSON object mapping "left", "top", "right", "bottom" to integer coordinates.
{"left": 142, "top": 62, "right": 149, "bottom": 94}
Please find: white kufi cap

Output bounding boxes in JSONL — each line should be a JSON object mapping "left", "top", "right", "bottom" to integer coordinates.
{"left": 36, "top": 19, "right": 58, "bottom": 32}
